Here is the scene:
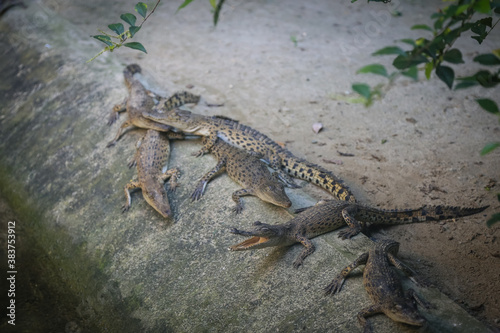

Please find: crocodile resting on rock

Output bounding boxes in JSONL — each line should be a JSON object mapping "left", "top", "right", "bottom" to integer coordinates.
{"left": 107, "top": 64, "right": 200, "bottom": 147}
{"left": 324, "top": 239, "right": 431, "bottom": 333}
{"left": 143, "top": 108, "right": 355, "bottom": 202}
{"left": 229, "top": 200, "right": 488, "bottom": 267}
{"left": 191, "top": 137, "right": 292, "bottom": 213}
{"left": 123, "top": 129, "right": 180, "bottom": 218}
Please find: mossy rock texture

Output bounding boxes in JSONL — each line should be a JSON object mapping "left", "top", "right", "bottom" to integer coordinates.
{"left": 0, "top": 1, "right": 492, "bottom": 332}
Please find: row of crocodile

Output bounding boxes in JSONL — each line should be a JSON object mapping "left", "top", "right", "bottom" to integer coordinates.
{"left": 106, "top": 64, "right": 488, "bottom": 332}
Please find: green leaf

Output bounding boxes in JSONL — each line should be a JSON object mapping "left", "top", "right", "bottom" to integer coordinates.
{"left": 129, "top": 25, "right": 141, "bottom": 38}
{"left": 401, "top": 66, "right": 418, "bottom": 81}
{"left": 454, "top": 81, "right": 478, "bottom": 90}
{"left": 400, "top": 39, "right": 416, "bottom": 46}
{"left": 356, "top": 64, "right": 388, "bottom": 77}
{"left": 487, "top": 213, "right": 500, "bottom": 228}
{"left": 92, "top": 35, "right": 113, "bottom": 46}
{"left": 474, "top": 54, "right": 500, "bottom": 66}
{"left": 392, "top": 54, "right": 428, "bottom": 70}
{"left": 124, "top": 42, "right": 147, "bottom": 53}
{"left": 108, "top": 23, "right": 124, "bottom": 36}
{"left": 352, "top": 83, "right": 371, "bottom": 99}
{"left": 455, "top": 4, "right": 470, "bottom": 15}
{"left": 135, "top": 2, "right": 147, "bottom": 18}
{"left": 177, "top": 0, "right": 195, "bottom": 13}
{"left": 473, "top": 0, "right": 491, "bottom": 14}
{"left": 213, "top": 0, "right": 225, "bottom": 26}
{"left": 411, "top": 24, "right": 433, "bottom": 32}
{"left": 209, "top": 0, "right": 216, "bottom": 9}
{"left": 435, "top": 65, "right": 454, "bottom": 89}
{"left": 424, "top": 62, "right": 433, "bottom": 80}
{"left": 121, "top": 13, "right": 137, "bottom": 26}
{"left": 443, "top": 48, "right": 464, "bottom": 64}
{"left": 371, "top": 46, "right": 406, "bottom": 56}
{"left": 481, "top": 142, "right": 500, "bottom": 155}
{"left": 476, "top": 98, "right": 499, "bottom": 114}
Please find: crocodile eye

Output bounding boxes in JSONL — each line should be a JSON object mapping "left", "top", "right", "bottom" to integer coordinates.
{"left": 254, "top": 221, "right": 262, "bottom": 226}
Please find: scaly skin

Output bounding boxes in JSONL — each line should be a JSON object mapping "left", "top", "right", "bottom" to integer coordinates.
{"left": 143, "top": 108, "right": 355, "bottom": 202}
{"left": 107, "top": 64, "right": 200, "bottom": 147}
{"left": 229, "top": 200, "right": 488, "bottom": 267}
{"left": 191, "top": 137, "right": 292, "bottom": 213}
{"left": 123, "top": 130, "right": 180, "bottom": 218}
{"left": 324, "top": 240, "right": 431, "bottom": 333}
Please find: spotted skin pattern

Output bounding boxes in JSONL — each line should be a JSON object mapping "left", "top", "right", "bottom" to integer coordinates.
{"left": 123, "top": 130, "right": 180, "bottom": 218}
{"left": 229, "top": 200, "right": 488, "bottom": 268}
{"left": 107, "top": 64, "right": 200, "bottom": 147}
{"left": 191, "top": 137, "right": 292, "bottom": 213}
{"left": 143, "top": 109, "right": 355, "bottom": 202}
{"left": 324, "top": 240, "right": 432, "bottom": 333}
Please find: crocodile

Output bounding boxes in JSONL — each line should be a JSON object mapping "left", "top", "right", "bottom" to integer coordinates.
{"left": 191, "top": 137, "right": 292, "bottom": 213}
{"left": 123, "top": 129, "right": 180, "bottom": 218}
{"left": 324, "top": 239, "right": 431, "bottom": 333}
{"left": 143, "top": 108, "right": 355, "bottom": 202}
{"left": 229, "top": 200, "right": 488, "bottom": 267}
{"left": 107, "top": 64, "right": 200, "bottom": 147}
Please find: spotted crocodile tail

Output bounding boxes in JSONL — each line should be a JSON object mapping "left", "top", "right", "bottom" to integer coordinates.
{"left": 163, "top": 91, "right": 201, "bottom": 111}
{"left": 280, "top": 153, "right": 356, "bottom": 202}
{"left": 360, "top": 205, "right": 489, "bottom": 224}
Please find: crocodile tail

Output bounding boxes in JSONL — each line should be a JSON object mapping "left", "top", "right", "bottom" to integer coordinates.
{"left": 163, "top": 91, "right": 201, "bottom": 111}
{"left": 281, "top": 153, "right": 356, "bottom": 203}
{"left": 360, "top": 205, "right": 489, "bottom": 224}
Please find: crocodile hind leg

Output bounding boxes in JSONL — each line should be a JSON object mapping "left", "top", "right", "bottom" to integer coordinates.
{"left": 108, "top": 98, "right": 127, "bottom": 125}
{"left": 231, "top": 188, "right": 255, "bottom": 214}
{"left": 191, "top": 159, "right": 226, "bottom": 201}
{"left": 292, "top": 234, "right": 316, "bottom": 268}
{"left": 357, "top": 304, "right": 383, "bottom": 333}
{"left": 123, "top": 180, "right": 141, "bottom": 212}
{"left": 324, "top": 252, "right": 369, "bottom": 296}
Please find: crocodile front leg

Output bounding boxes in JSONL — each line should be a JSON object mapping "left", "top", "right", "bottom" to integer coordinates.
{"left": 324, "top": 252, "right": 369, "bottom": 296}
{"left": 292, "top": 234, "right": 315, "bottom": 268}
{"left": 338, "top": 206, "right": 364, "bottom": 239}
{"left": 107, "top": 120, "right": 133, "bottom": 147}
{"left": 161, "top": 168, "right": 181, "bottom": 192}
{"left": 193, "top": 132, "right": 218, "bottom": 157}
{"left": 357, "top": 304, "right": 383, "bottom": 333}
{"left": 108, "top": 98, "right": 127, "bottom": 125}
{"left": 122, "top": 180, "right": 141, "bottom": 212}
{"left": 231, "top": 188, "right": 255, "bottom": 214}
{"left": 191, "top": 159, "right": 226, "bottom": 201}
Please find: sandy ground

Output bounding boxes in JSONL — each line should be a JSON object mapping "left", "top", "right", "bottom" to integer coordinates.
{"left": 11, "top": 0, "right": 500, "bottom": 329}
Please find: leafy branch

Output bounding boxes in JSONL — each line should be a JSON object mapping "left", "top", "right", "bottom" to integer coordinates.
{"left": 350, "top": 0, "right": 500, "bottom": 226}
{"left": 87, "top": 1, "right": 160, "bottom": 62}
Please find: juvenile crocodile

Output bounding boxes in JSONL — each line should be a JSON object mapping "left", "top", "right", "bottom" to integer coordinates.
{"left": 229, "top": 200, "right": 488, "bottom": 267}
{"left": 191, "top": 137, "right": 292, "bottom": 213}
{"left": 143, "top": 108, "right": 355, "bottom": 202}
{"left": 324, "top": 239, "right": 431, "bottom": 333}
{"left": 123, "top": 129, "right": 180, "bottom": 218}
{"left": 107, "top": 64, "right": 200, "bottom": 147}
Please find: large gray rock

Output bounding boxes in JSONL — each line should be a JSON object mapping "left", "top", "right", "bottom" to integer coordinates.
{"left": 0, "top": 1, "right": 491, "bottom": 332}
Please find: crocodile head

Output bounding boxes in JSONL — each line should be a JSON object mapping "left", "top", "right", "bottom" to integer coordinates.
{"left": 229, "top": 221, "right": 288, "bottom": 251}
{"left": 142, "top": 186, "right": 171, "bottom": 218}
{"left": 383, "top": 298, "right": 426, "bottom": 327}
{"left": 255, "top": 183, "right": 292, "bottom": 208}
{"left": 143, "top": 109, "right": 211, "bottom": 135}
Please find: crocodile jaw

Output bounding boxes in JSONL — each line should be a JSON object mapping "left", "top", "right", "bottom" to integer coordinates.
{"left": 229, "top": 236, "right": 271, "bottom": 251}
